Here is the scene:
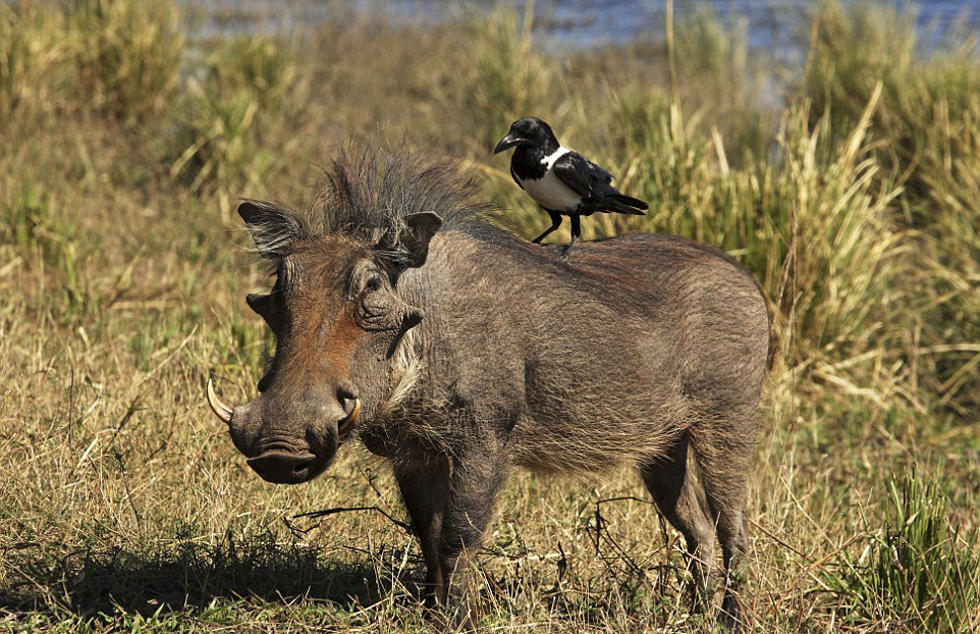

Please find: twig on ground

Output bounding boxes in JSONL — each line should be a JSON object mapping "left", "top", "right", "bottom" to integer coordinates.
{"left": 284, "top": 506, "right": 413, "bottom": 537}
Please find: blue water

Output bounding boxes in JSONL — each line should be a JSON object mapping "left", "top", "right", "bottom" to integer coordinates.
{"left": 189, "top": 0, "right": 979, "bottom": 54}
{"left": 385, "top": 1, "right": 979, "bottom": 50}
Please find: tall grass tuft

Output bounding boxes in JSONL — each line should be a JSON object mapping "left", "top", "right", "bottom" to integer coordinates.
{"left": 0, "top": 2, "right": 66, "bottom": 118}
{"left": 803, "top": 0, "right": 980, "bottom": 416}
{"left": 451, "top": 4, "right": 545, "bottom": 152}
{"left": 909, "top": 99, "right": 980, "bottom": 416}
{"left": 826, "top": 471, "right": 980, "bottom": 632}
{"left": 168, "top": 35, "right": 309, "bottom": 204}
{"left": 70, "top": 0, "right": 184, "bottom": 122}
{"left": 750, "top": 93, "right": 905, "bottom": 390}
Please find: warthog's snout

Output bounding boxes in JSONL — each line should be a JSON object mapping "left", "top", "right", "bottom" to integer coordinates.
{"left": 205, "top": 378, "right": 361, "bottom": 484}
{"left": 247, "top": 449, "right": 322, "bottom": 484}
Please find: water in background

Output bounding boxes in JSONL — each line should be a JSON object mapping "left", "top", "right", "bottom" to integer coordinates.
{"left": 187, "top": 0, "right": 979, "bottom": 55}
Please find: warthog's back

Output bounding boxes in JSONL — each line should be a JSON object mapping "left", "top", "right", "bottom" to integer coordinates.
{"left": 407, "top": 227, "right": 769, "bottom": 475}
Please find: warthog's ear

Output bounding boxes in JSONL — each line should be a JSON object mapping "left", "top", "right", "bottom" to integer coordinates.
{"left": 238, "top": 200, "right": 306, "bottom": 260}
{"left": 375, "top": 212, "right": 443, "bottom": 273}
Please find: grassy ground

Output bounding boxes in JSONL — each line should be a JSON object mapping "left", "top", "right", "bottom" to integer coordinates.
{"left": 1, "top": 0, "right": 978, "bottom": 631}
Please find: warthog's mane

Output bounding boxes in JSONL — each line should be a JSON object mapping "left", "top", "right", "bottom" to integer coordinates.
{"left": 300, "top": 147, "right": 494, "bottom": 255}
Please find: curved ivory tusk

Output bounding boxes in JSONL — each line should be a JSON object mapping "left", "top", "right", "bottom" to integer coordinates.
{"left": 206, "top": 378, "right": 234, "bottom": 425}
{"left": 338, "top": 398, "right": 361, "bottom": 440}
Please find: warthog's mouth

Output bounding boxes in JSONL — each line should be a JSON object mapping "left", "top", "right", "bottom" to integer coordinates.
{"left": 246, "top": 448, "right": 328, "bottom": 484}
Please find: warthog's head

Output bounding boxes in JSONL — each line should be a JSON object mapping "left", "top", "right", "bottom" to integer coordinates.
{"left": 206, "top": 194, "right": 442, "bottom": 484}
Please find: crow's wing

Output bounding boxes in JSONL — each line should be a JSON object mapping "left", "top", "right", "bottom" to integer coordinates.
{"left": 551, "top": 151, "right": 614, "bottom": 199}
{"left": 510, "top": 164, "right": 525, "bottom": 190}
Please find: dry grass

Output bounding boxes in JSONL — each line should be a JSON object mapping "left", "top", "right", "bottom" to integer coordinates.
{"left": 1, "top": 1, "right": 978, "bottom": 632}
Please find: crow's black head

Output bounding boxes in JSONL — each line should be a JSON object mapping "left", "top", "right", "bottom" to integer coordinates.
{"left": 493, "top": 116, "right": 560, "bottom": 154}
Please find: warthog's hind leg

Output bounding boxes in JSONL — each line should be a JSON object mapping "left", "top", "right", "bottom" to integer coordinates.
{"left": 640, "top": 434, "right": 716, "bottom": 613}
{"left": 697, "top": 464, "right": 750, "bottom": 631}
{"left": 690, "top": 413, "right": 757, "bottom": 632}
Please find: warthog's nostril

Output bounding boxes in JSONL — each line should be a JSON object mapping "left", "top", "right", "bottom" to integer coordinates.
{"left": 247, "top": 450, "right": 319, "bottom": 485}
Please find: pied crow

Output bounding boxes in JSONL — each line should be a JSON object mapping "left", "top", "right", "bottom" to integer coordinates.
{"left": 493, "top": 116, "right": 648, "bottom": 256}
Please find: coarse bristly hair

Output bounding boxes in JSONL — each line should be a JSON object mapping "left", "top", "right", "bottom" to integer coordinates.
{"left": 241, "top": 147, "right": 497, "bottom": 271}
{"left": 308, "top": 146, "right": 492, "bottom": 245}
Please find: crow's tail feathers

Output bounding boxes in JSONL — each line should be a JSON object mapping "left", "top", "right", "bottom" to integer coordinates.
{"left": 602, "top": 194, "right": 648, "bottom": 215}
{"left": 615, "top": 194, "right": 649, "bottom": 210}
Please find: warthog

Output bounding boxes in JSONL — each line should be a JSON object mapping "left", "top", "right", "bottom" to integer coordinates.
{"left": 207, "top": 150, "right": 769, "bottom": 627}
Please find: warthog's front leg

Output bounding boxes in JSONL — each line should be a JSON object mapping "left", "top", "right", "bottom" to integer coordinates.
{"left": 438, "top": 440, "right": 508, "bottom": 628}
{"left": 394, "top": 430, "right": 505, "bottom": 628}
{"left": 394, "top": 458, "right": 450, "bottom": 607}
{"left": 394, "top": 433, "right": 507, "bottom": 628}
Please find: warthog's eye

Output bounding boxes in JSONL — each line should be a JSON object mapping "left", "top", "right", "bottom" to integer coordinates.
{"left": 364, "top": 276, "right": 383, "bottom": 293}
{"left": 347, "top": 261, "right": 385, "bottom": 298}
{"left": 350, "top": 268, "right": 403, "bottom": 331}
{"left": 349, "top": 261, "right": 412, "bottom": 332}
{"left": 355, "top": 282, "right": 397, "bottom": 330}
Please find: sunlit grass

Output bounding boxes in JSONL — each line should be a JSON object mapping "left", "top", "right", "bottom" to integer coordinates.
{"left": 0, "top": 1, "right": 978, "bottom": 632}
{"left": 826, "top": 471, "right": 980, "bottom": 632}
{"left": 805, "top": 0, "right": 980, "bottom": 416}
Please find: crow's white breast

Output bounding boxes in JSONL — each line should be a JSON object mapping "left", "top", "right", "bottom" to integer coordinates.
{"left": 518, "top": 147, "right": 581, "bottom": 212}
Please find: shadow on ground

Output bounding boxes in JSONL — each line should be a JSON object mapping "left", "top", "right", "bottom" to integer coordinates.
{"left": 0, "top": 529, "right": 421, "bottom": 619}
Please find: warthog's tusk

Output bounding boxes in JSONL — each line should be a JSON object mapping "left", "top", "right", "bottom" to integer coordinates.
{"left": 338, "top": 398, "right": 361, "bottom": 441}
{"left": 206, "top": 378, "right": 234, "bottom": 425}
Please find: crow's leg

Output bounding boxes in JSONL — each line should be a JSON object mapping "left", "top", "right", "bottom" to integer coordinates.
{"left": 531, "top": 209, "right": 563, "bottom": 244}
{"left": 561, "top": 215, "right": 581, "bottom": 258}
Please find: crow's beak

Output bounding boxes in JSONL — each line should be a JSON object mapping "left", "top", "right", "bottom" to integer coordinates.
{"left": 493, "top": 133, "right": 524, "bottom": 154}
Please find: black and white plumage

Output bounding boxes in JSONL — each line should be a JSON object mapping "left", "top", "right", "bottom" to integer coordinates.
{"left": 493, "top": 116, "right": 648, "bottom": 255}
